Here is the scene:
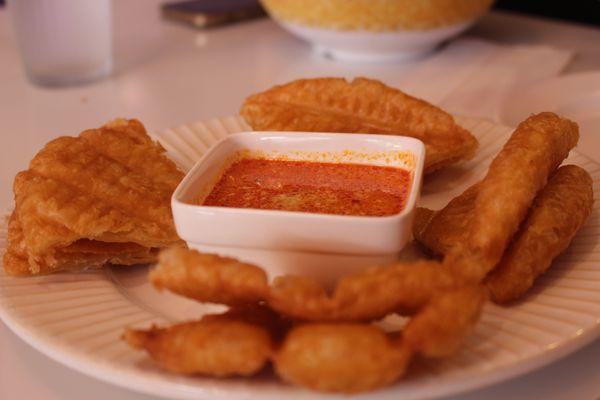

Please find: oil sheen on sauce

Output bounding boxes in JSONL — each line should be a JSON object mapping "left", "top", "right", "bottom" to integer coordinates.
{"left": 202, "top": 158, "right": 411, "bottom": 217}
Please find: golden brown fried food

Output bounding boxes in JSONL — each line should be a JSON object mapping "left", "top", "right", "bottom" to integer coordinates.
{"left": 123, "top": 317, "right": 273, "bottom": 377}
{"left": 415, "top": 165, "right": 594, "bottom": 303}
{"left": 129, "top": 247, "right": 487, "bottom": 393}
{"left": 150, "top": 248, "right": 269, "bottom": 306}
{"left": 201, "top": 304, "right": 293, "bottom": 342}
{"left": 403, "top": 285, "right": 487, "bottom": 358}
{"left": 151, "top": 247, "right": 457, "bottom": 321}
{"left": 446, "top": 112, "right": 579, "bottom": 282}
{"left": 413, "top": 183, "right": 479, "bottom": 257}
{"left": 4, "top": 211, "right": 159, "bottom": 276}
{"left": 274, "top": 324, "right": 412, "bottom": 393}
{"left": 122, "top": 111, "right": 592, "bottom": 393}
{"left": 240, "top": 77, "right": 478, "bottom": 173}
{"left": 268, "top": 261, "right": 456, "bottom": 320}
{"left": 3, "top": 119, "right": 184, "bottom": 275}
{"left": 486, "top": 165, "right": 594, "bottom": 303}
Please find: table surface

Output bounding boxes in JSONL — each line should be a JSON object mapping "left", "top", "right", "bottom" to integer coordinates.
{"left": 1, "top": 2, "right": 599, "bottom": 399}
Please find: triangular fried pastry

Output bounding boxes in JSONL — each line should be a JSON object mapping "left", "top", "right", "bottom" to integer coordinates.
{"left": 3, "top": 119, "right": 184, "bottom": 275}
{"left": 240, "top": 77, "right": 478, "bottom": 173}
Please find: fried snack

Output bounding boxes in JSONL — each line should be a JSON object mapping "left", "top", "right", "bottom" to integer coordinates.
{"left": 150, "top": 249, "right": 269, "bottom": 306}
{"left": 268, "top": 261, "right": 456, "bottom": 320}
{"left": 201, "top": 304, "right": 293, "bottom": 342}
{"left": 128, "top": 247, "right": 486, "bottom": 393}
{"left": 151, "top": 247, "right": 457, "bottom": 321}
{"left": 486, "top": 165, "right": 594, "bottom": 303}
{"left": 3, "top": 211, "right": 159, "bottom": 276}
{"left": 446, "top": 112, "right": 579, "bottom": 282}
{"left": 240, "top": 77, "right": 478, "bottom": 173}
{"left": 3, "top": 119, "right": 184, "bottom": 275}
{"left": 413, "top": 183, "right": 479, "bottom": 257}
{"left": 123, "top": 318, "right": 273, "bottom": 377}
{"left": 274, "top": 324, "right": 412, "bottom": 393}
{"left": 415, "top": 165, "right": 594, "bottom": 303}
{"left": 403, "top": 285, "right": 487, "bottom": 358}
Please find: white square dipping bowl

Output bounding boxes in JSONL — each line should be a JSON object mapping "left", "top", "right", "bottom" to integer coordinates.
{"left": 172, "top": 131, "right": 425, "bottom": 286}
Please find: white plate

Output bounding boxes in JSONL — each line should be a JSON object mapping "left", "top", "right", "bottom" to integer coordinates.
{"left": 1, "top": 115, "right": 599, "bottom": 400}
{"left": 500, "top": 72, "right": 600, "bottom": 163}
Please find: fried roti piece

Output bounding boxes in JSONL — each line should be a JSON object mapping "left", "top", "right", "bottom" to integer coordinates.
{"left": 486, "top": 165, "right": 594, "bottom": 303}
{"left": 274, "top": 323, "right": 412, "bottom": 393}
{"left": 446, "top": 112, "right": 579, "bottom": 282}
{"left": 123, "top": 317, "right": 273, "bottom": 377}
{"left": 151, "top": 248, "right": 458, "bottom": 321}
{"left": 3, "top": 119, "right": 184, "bottom": 275}
{"left": 240, "top": 77, "right": 478, "bottom": 173}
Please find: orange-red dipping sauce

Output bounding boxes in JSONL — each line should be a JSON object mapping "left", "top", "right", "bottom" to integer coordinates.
{"left": 202, "top": 158, "right": 411, "bottom": 217}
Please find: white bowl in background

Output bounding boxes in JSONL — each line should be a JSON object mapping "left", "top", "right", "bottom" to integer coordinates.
{"left": 261, "top": 0, "right": 493, "bottom": 62}
{"left": 171, "top": 131, "right": 425, "bottom": 286}
{"left": 277, "top": 19, "right": 475, "bottom": 62}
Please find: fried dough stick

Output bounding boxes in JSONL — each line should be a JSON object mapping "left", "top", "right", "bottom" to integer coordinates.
{"left": 151, "top": 248, "right": 458, "bottom": 321}
{"left": 486, "top": 165, "right": 594, "bottom": 302}
{"left": 414, "top": 166, "right": 594, "bottom": 303}
{"left": 240, "top": 77, "right": 478, "bottom": 173}
{"left": 446, "top": 113, "right": 578, "bottom": 282}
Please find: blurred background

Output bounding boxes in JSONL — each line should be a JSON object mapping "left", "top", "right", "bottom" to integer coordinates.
{"left": 494, "top": 1, "right": 599, "bottom": 25}
{"left": 0, "top": 1, "right": 598, "bottom": 25}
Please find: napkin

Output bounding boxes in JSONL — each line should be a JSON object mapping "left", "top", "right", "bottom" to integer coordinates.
{"left": 396, "top": 38, "right": 574, "bottom": 122}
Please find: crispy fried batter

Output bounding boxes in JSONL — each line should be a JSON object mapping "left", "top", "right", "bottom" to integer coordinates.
{"left": 127, "top": 247, "right": 485, "bottom": 393}
{"left": 274, "top": 324, "right": 412, "bottom": 393}
{"left": 268, "top": 261, "right": 456, "bottom": 320}
{"left": 486, "top": 165, "right": 594, "bottom": 303}
{"left": 413, "top": 183, "right": 479, "bottom": 257}
{"left": 201, "top": 304, "right": 293, "bottom": 342}
{"left": 403, "top": 285, "right": 487, "bottom": 358}
{"left": 446, "top": 113, "right": 579, "bottom": 282}
{"left": 151, "top": 247, "right": 457, "bottom": 321}
{"left": 3, "top": 119, "right": 184, "bottom": 275}
{"left": 150, "top": 248, "right": 269, "bottom": 306}
{"left": 415, "top": 165, "right": 593, "bottom": 303}
{"left": 240, "top": 77, "right": 478, "bottom": 173}
{"left": 121, "top": 111, "right": 593, "bottom": 393}
{"left": 123, "top": 317, "right": 273, "bottom": 377}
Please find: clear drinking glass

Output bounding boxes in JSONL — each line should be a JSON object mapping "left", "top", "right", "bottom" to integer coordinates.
{"left": 7, "top": 0, "right": 112, "bottom": 87}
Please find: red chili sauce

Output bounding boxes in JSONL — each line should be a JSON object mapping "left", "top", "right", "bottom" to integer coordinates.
{"left": 202, "top": 158, "right": 411, "bottom": 217}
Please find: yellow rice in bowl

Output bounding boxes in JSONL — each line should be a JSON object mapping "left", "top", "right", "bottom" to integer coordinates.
{"left": 260, "top": 0, "right": 494, "bottom": 31}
